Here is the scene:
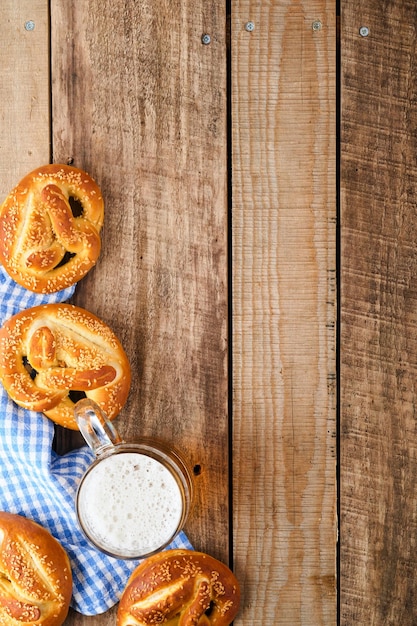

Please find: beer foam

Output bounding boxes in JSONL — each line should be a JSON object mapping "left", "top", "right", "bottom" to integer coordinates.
{"left": 77, "top": 452, "right": 183, "bottom": 557}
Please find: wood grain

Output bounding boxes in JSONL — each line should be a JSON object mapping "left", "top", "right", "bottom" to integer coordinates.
{"left": 340, "top": 1, "right": 417, "bottom": 624}
{"left": 1, "top": 0, "right": 340, "bottom": 623}
{"left": 0, "top": 0, "right": 50, "bottom": 199}
{"left": 50, "top": 0, "right": 227, "bottom": 622}
{"left": 232, "top": 1, "right": 337, "bottom": 624}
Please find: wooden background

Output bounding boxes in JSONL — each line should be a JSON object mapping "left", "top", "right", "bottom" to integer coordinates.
{"left": 340, "top": 0, "right": 417, "bottom": 624}
{"left": 50, "top": 0, "right": 230, "bottom": 573}
{"left": 232, "top": 1, "right": 336, "bottom": 624}
{"left": 4, "top": 0, "right": 416, "bottom": 624}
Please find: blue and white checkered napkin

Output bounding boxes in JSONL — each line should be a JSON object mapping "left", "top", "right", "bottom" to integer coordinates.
{"left": 0, "top": 266, "right": 192, "bottom": 615}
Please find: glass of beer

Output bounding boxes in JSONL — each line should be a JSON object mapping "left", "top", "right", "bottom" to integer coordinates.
{"left": 73, "top": 399, "right": 193, "bottom": 559}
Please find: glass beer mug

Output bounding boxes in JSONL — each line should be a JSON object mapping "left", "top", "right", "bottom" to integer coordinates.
{"left": 73, "top": 398, "right": 193, "bottom": 559}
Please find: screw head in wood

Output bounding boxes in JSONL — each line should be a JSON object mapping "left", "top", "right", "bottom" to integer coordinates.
{"left": 24, "top": 20, "right": 35, "bottom": 31}
{"left": 312, "top": 20, "right": 322, "bottom": 31}
{"left": 359, "top": 26, "right": 369, "bottom": 37}
{"left": 201, "top": 34, "right": 211, "bottom": 45}
{"left": 245, "top": 21, "right": 255, "bottom": 32}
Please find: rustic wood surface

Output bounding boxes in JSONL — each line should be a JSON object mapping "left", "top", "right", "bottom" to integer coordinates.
{"left": 51, "top": 0, "right": 228, "bottom": 623}
{"left": 340, "top": 1, "right": 417, "bottom": 624}
{"left": 0, "top": 1, "right": 50, "bottom": 190}
{"left": 0, "top": 0, "right": 339, "bottom": 624}
{"left": 232, "top": 1, "right": 337, "bottom": 624}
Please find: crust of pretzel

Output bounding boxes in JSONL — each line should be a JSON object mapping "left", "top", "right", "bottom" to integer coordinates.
{"left": 0, "top": 164, "right": 104, "bottom": 293}
{"left": 0, "top": 512, "right": 72, "bottom": 626}
{"left": 117, "top": 549, "right": 240, "bottom": 626}
{"left": 0, "top": 303, "right": 131, "bottom": 429}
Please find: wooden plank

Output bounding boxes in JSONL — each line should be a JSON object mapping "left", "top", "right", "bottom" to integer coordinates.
{"left": 232, "top": 1, "right": 337, "bottom": 624}
{"left": 340, "top": 1, "right": 417, "bottom": 623}
{"left": 0, "top": 0, "right": 50, "bottom": 199}
{"left": 51, "top": 0, "right": 227, "bottom": 622}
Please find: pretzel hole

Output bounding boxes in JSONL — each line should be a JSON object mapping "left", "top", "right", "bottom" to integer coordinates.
{"left": 22, "top": 356, "right": 37, "bottom": 380}
{"left": 68, "top": 390, "right": 87, "bottom": 403}
{"left": 205, "top": 601, "right": 215, "bottom": 617}
{"left": 68, "top": 196, "right": 84, "bottom": 217}
{"left": 54, "top": 250, "right": 76, "bottom": 269}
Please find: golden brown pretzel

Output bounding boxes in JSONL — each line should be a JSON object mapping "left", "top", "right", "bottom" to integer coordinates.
{"left": 0, "top": 512, "right": 72, "bottom": 626}
{"left": 0, "top": 164, "right": 104, "bottom": 293}
{"left": 0, "top": 303, "right": 131, "bottom": 429}
{"left": 117, "top": 549, "right": 241, "bottom": 626}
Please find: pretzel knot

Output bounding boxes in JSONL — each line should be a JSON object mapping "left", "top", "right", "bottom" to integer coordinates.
{"left": 0, "top": 303, "right": 131, "bottom": 429}
{"left": 117, "top": 550, "right": 240, "bottom": 626}
{"left": 0, "top": 164, "right": 104, "bottom": 293}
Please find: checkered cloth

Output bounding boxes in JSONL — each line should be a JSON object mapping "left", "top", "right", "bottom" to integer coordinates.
{"left": 0, "top": 266, "right": 192, "bottom": 615}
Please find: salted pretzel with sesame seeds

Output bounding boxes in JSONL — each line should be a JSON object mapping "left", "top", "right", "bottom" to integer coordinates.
{"left": 0, "top": 512, "right": 72, "bottom": 626}
{"left": 0, "top": 303, "right": 131, "bottom": 429}
{"left": 117, "top": 549, "right": 241, "bottom": 626}
{"left": 0, "top": 164, "right": 104, "bottom": 293}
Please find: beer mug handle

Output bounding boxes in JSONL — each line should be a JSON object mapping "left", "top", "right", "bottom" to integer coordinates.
{"left": 73, "top": 398, "right": 123, "bottom": 457}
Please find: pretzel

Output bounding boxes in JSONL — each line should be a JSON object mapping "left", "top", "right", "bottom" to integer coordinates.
{"left": 0, "top": 512, "right": 72, "bottom": 626}
{"left": 0, "top": 303, "right": 131, "bottom": 429}
{"left": 117, "top": 549, "right": 241, "bottom": 626}
{"left": 0, "top": 164, "right": 104, "bottom": 293}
